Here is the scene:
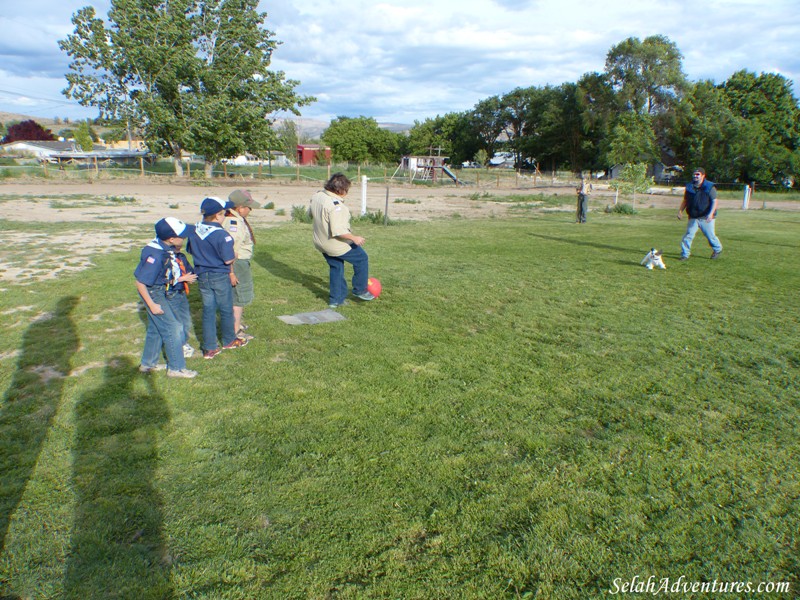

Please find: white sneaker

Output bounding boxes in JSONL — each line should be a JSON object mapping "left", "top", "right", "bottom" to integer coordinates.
{"left": 167, "top": 368, "right": 198, "bottom": 379}
{"left": 139, "top": 364, "right": 166, "bottom": 373}
{"left": 183, "top": 344, "right": 195, "bottom": 358}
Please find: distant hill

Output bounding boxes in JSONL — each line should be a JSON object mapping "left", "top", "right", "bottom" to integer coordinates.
{"left": 2, "top": 112, "right": 412, "bottom": 140}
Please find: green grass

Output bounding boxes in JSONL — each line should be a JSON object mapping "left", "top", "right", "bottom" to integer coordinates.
{"left": 0, "top": 208, "right": 798, "bottom": 599}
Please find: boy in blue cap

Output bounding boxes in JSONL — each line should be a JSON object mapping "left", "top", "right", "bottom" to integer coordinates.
{"left": 135, "top": 217, "right": 198, "bottom": 378}
{"left": 187, "top": 197, "right": 249, "bottom": 359}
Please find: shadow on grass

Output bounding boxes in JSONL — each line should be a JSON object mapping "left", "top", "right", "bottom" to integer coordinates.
{"left": 63, "top": 355, "right": 172, "bottom": 600}
{"left": 0, "top": 295, "right": 79, "bottom": 556}
{"left": 527, "top": 231, "right": 642, "bottom": 254}
{"left": 255, "top": 249, "right": 328, "bottom": 301}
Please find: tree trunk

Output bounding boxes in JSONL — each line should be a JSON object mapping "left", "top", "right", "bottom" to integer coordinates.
{"left": 172, "top": 144, "right": 184, "bottom": 177}
{"left": 204, "top": 161, "right": 214, "bottom": 179}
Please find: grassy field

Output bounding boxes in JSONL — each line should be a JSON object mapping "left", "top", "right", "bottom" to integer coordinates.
{"left": 0, "top": 206, "right": 798, "bottom": 599}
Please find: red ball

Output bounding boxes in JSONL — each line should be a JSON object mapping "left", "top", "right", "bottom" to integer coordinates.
{"left": 367, "top": 277, "right": 382, "bottom": 298}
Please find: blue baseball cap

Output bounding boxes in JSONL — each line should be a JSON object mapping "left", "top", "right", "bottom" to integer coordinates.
{"left": 155, "top": 217, "right": 189, "bottom": 240}
{"left": 200, "top": 196, "right": 234, "bottom": 216}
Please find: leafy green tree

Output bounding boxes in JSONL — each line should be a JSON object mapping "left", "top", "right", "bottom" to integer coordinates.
{"left": 721, "top": 70, "right": 800, "bottom": 183}
{"left": 60, "top": 0, "right": 312, "bottom": 177}
{"left": 669, "top": 81, "right": 753, "bottom": 182}
{"left": 322, "top": 116, "right": 402, "bottom": 164}
{"left": 74, "top": 121, "right": 95, "bottom": 151}
{"left": 609, "top": 162, "right": 653, "bottom": 206}
{"left": 605, "top": 35, "right": 687, "bottom": 115}
{"left": 469, "top": 96, "right": 506, "bottom": 159}
{"left": 606, "top": 112, "right": 659, "bottom": 166}
{"left": 275, "top": 120, "right": 299, "bottom": 160}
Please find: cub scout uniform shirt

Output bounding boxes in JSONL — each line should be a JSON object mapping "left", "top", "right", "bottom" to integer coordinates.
{"left": 310, "top": 189, "right": 352, "bottom": 257}
{"left": 222, "top": 213, "right": 254, "bottom": 260}
{"left": 187, "top": 221, "right": 235, "bottom": 273}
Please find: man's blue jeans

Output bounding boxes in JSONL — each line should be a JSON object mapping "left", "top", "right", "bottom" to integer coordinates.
{"left": 197, "top": 271, "right": 236, "bottom": 351}
{"left": 681, "top": 217, "right": 722, "bottom": 258}
{"left": 141, "top": 286, "right": 187, "bottom": 370}
{"left": 323, "top": 245, "right": 369, "bottom": 305}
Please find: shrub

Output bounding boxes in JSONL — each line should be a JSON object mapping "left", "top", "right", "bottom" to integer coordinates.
{"left": 264, "top": 201, "right": 275, "bottom": 209}
{"left": 606, "top": 203, "right": 637, "bottom": 215}
{"left": 291, "top": 204, "right": 312, "bottom": 223}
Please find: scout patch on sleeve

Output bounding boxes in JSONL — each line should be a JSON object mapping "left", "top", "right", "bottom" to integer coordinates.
{"left": 146, "top": 256, "right": 156, "bottom": 264}
{"left": 225, "top": 235, "right": 233, "bottom": 242}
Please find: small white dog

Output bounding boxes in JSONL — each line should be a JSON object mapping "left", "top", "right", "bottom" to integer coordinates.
{"left": 641, "top": 248, "right": 666, "bottom": 269}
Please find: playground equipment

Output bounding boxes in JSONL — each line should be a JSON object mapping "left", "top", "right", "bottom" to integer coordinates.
{"left": 391, "top": 154, "right": 465, "bottom": 185}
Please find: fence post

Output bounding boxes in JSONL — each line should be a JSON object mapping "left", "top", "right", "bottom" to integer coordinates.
{"left": 361, "top": 175, "right": 368, "bottom": 216}
{"left": 384, "top": 186, "right": 389, "bottom": 226}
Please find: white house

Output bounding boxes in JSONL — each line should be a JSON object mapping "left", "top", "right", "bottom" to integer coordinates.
{"left": 1, "top": 140, "right": 78, "bottom": 158}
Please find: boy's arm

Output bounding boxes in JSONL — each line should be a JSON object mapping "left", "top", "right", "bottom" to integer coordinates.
{"left": 136, "top": 280, "right": 164, "bottom": 315}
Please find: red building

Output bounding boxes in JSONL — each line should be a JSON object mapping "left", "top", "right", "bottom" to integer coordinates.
{"left": 296, "top": 144, "right": 331, "bottom": 165}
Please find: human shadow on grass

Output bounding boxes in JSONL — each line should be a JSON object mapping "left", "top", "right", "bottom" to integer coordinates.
{"left": 0, "top": 295, "right": 79, "bottom": 556}
{"left": 255, "top": 250, "right": 329, "bottom": 301}
{"left": 62, "top": 355, "right": 172, "bottom": 600}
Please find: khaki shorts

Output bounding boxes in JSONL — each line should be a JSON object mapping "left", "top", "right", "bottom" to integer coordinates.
{"left": 232, "top": 259, "right": 254, "bottom": 306}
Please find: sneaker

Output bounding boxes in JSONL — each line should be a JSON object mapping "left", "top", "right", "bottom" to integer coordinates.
{"left": 223, "top": 337, "right": 249, "bottom": 350}
{"left": 353, "top": 291, "right": 375, "bottom": 301}
{"left": 328, "top": 300, "right": 348, "bottom": 309}
{"left": 711, "top": 250, "right": 722, "bottom": 259}
{"left": 203, "top": 348, "right": 221, "bottom": 360}
{"left": 183, "top": 344, "right": 195, "bottom": 358}
{"left": 167, "top": 368, "right": 198, "bottom": 379}
{"left": 679, "top": 256, "right": 689, "bottom": 261}
{"left": 236, "top": 328, "right": 254, "bottom": 341}
{"left": 139, "top": 364, "right": 166, "bottom": 373}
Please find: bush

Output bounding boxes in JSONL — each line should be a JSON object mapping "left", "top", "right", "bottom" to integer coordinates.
{"left": 606, "top": 203, "right": 637, "bottom": 215}
{"left": 264, "top": 201, "right": 275, "bottom": 209}
{"left": 352, "top": 210, "right": 393, "bottom": 225}
{"left": 291, "top": 204, "right": 312, "bottom": 223}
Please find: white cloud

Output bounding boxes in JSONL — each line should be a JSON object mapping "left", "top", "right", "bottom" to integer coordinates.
{"left": 1, "top": 0, "right": 799, "bottom": 124}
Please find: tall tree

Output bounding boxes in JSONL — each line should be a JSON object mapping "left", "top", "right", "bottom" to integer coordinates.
{"left": 605, "top": 35, "right": 687, "bottom": 115}
{"left": 469, "top": 96, "right": 506, "bottom": 159}
{"left": 721, "top": 70, "right": 800, "bottom": 183}
{"left": 60, "top": 0, "right": 311, "bottom": 176}
{"left": 322, "top": 116, "right": 402, "bottom": 164}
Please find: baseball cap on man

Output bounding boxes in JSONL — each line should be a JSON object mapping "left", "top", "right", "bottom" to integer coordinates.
{"left": 155, "top": 217, "right": 189, "bottom": 240}
{"left": 229, "top": 189, "right": 262, "bottom": 209}
{"left": 200, "top": 196, "right": 234, "bottom": 216}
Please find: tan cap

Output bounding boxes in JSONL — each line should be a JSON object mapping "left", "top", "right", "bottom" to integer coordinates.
{"left": 228, "top": 189, "right": 261, "bottom": 209}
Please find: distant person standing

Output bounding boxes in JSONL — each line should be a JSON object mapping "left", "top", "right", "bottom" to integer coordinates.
{"left": 223, "top": 189, "right": 261, "bottom": 340}
{"left": 576, "top": 176, "right": 590, "bottom": 223}
{"left": 677, "top": 167, "right": 723, "bottom": 260}
{"left": 310, "top": 173, "right": 374, "bottom": 308}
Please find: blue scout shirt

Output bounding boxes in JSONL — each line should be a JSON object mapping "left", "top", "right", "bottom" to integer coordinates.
{"left": 134, "top": 239, "right": 193, "bottom": 290}
{"left": 187, "top": 221, "right": 235, "bottom": 274}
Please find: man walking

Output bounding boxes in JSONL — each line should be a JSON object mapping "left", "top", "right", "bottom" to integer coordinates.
{"left": 678, "top": 167, "right": 723, "bottom": 260}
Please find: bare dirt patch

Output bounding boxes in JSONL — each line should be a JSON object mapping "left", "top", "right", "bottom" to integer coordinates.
{"left": 1, "top": 178, "right": 796, "bottom": 283}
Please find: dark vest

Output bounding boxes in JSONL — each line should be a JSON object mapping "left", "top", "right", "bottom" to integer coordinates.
{"left": 684, "top": 180, "right": 716, "bottom": 219}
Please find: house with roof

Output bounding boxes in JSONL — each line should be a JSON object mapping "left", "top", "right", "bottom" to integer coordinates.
{"left": 1, "top": 140, "right": 79, "bottom": 159}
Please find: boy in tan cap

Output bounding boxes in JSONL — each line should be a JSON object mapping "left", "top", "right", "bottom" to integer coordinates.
{"left": 224, "top": 189, "right": 261, "bottom": 338}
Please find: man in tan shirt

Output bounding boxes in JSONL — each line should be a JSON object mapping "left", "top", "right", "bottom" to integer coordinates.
{"left": 310, "top": 173, "right": 374, "bottom": 308}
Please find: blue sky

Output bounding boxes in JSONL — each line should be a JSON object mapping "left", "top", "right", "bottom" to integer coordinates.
{"left": 1, "top": 0, "right": 799, "bottom": 125}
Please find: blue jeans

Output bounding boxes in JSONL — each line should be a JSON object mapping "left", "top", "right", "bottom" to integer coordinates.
{"left": 681, "top": 217, "right": 722, "bottom": 257}
{"left": 323, "top": 245, "right": 369, "bottom": 305}
{"left": 141, "top": 286, "right": 187, "bottom": 370}
{"left": 197, "top": 271, "right": 236, "bottom": 351}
